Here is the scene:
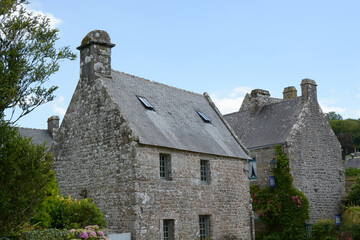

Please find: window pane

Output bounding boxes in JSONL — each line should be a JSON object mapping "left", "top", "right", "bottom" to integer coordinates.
{"left": 160, "top": 154, "right": 171, "bottom": 180}
{"left": 199, "top": 215, "right": 210, "bottom": 239}
{"left": 200, "top": 160, "right": 209, "bottom": 183}
{"left": 163, "top": 219, "right": 174, "bottom": 240}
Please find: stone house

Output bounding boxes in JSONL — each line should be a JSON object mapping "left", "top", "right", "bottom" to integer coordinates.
{"left": 224, "top": 81, "right": 345, "bottom": 223}
{"left": 52, "top": 30, "right": 253, "bottom": 239}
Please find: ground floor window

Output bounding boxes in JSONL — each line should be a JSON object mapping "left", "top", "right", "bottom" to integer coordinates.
{"left": 199, "top": 215, "right": 210, "bottom": 240}
{"left": 163, "top": 219, "right": 174, "bottom": 240}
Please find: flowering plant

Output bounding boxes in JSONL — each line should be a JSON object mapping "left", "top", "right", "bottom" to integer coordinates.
{"left": 250, "top": 145, "right": 310, "bottom": 238}
{"left": 67, "top": 225, "right": 108, "bottom": 240}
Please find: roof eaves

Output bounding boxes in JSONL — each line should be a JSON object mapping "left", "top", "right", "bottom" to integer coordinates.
{"left": 247, "top": 142, "right": 287, "bottom": 150}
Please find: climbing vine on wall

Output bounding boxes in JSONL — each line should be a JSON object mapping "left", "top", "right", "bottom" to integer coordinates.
{"left": 250, "top": 145, "right": 310, "bottom": 239}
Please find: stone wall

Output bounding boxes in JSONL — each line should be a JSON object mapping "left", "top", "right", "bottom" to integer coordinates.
{"left": 248, "top": 146, "right": 280, "bottom": 188}
{"left": 53, "top": 76, "right": 139, "bottom": 233}
{"left": 287, "top": 100, "right": 345, "bottom": 223}
{"left": 132, "top": 145, "right": 251, "bottom": 239}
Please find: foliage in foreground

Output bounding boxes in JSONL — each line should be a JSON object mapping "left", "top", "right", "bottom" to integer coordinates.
{"left": 0, "top": 121, "right": 54, "bottom": 237}
{"left": 310, "top": 207, "right": 360, "bottom": 240}
{"left": 0, "top": 0, "right": 76, "bottom": 122}
{"left": 31, "top": 192, "right": 107, "bottom": 229}
{"left": 251, "top": 146, "right": 310, "bottom": 239}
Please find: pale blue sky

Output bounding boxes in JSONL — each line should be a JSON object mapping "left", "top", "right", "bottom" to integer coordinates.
{"left": 11, "top": 0, "right": 360, "bottom": 129}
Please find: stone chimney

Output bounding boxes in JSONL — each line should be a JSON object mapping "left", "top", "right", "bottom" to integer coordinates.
{"left": 47, "top": 116, "right": 59, "bottom": 137}
{"left": 77, "top": 30, "right": 115, "bottom": 80}
{"left": 283, "top": 86, "right": 297, "bottom": 101}
{"left": 250, "top": 89, "right": 270, "bottom": 114}
{"left": 301, "top": 78, "right": 317, "bottom": 102}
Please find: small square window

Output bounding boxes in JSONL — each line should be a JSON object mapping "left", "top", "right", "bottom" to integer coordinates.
{"left": 200, "top": 160, "right": 210, "bottom": 184}
{"left": 163, "top": 219, "right": 174, "bottom": 240}
{"left": 199, "top": 215, "right": 210, "bottom": 240}
{"left": 160, "top": 154, "right": 171, "bottom": 180}
{"left": 248, "top": 158, "right": 257, "bottom": 180}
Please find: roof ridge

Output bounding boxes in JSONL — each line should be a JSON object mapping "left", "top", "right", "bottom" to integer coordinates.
{"left": 18, "top": 127, "right": 48, "bottom": 131}
{"left": 111, "top": 69, "right": 203, "bottom": 97}
{"left": 224, "top": 96, "right": 301, "bottom": 117}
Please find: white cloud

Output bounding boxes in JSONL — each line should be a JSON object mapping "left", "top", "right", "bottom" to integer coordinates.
{"left": 229, "top": 86, "right": 252, "bottom": 98}
{"left": 27, "top": 8, "right": 62, "bottom": 29}
{"left": 53, "top": 96, "right": 67, "bottom": 116}
{"left": 210, "top": 86, "right": 251, "bottom": 114}
{"left": 319, "top": 101, "right": 346, "bottom": 114}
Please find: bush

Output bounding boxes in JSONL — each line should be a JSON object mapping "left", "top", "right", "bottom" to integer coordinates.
{"left": 341, "top": 206, "right": 360, "bottom": 239}
{"left": 311, "top": 219, "right": 337, "bottom": 240}
{"left": 347, "top": 179, "right": 360, "bottom": 206}
{"left": 31, "top": 195, "right": 107, "bottom": 229}
{"left": 345, "top": 167, "right": 360, "bottom": 177}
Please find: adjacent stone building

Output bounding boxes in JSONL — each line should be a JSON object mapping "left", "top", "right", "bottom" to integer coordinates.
{"left": 224, "top": 80, "right": 345, "bottom": 223}
{"left": 52, "top": 30, "right": 252, "bottom": 239}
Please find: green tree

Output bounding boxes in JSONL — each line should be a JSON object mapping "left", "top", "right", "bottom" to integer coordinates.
{"left": 0, "top": 121, "right": 54, "bottom": 237}
{"left": 324, "top": 111, "right": 343, "bottom": 121}
{"left": 0, "top": 0, "right": 76, "bottom": 122}
{"left": 250, "top": 146, "right": 310, "bottom": 239}
{"left": 328, "top": 119, "right": 360, "bottom": 155}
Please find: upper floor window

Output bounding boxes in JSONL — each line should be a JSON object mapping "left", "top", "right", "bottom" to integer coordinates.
{"left": 248, "top": 158, "right": 257, "bottom": 180}
{"left": 200, "top": 160, "right": 210, "bottom": 184}
{"left": 160, "top": 154, "right": 171, "bottom": 180}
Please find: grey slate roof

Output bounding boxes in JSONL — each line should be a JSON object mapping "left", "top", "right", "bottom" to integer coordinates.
{"left": 224, "top": 98, "right": 303, "bottom": 149}
{"left": 101, "top": 70, "right": 248, "bottom": 159}
{"left": 344, "top": 157, "right": 360, "bottom": 169}
{"left": 18, "top": 128, "right": 53, "bottom": 146}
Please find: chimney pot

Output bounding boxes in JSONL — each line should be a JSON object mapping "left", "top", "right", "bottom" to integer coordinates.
{"left": 283, "top": 86, "right": 297, "bottom": 101}
{"left": 301, "top": 78, "right": 317, "bottom": 102}
{"left": 77, "top": 30, "right": 115, "bottom": 80}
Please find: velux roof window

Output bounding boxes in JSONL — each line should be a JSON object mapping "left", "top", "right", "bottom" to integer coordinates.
{"left": 197, "top": 111, "right": 211, "bottom": 124}
{"left": 137, "top": 96, "right": 154, "bottom": 111}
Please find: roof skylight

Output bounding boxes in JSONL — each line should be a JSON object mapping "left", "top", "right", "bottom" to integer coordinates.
{"left": 197, "top": 111, "right": 211, "bottom": 123}
{"left": 137, "top": 96, "right": 154, "bottom": 110}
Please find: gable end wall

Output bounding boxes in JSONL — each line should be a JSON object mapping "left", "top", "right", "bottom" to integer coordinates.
{"left": 287, "top": 101, "right": 345, "bottom": 223}
{"left": 53, "top": 77, "right": 138, "bottom": 233}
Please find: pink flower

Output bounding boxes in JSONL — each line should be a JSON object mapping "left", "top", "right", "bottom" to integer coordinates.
{"left": 69, "top": 229, "right": 76, "bottom": 234}
{"left": 89, "top": 231, "right": 96, "bottom": 238}
{"left": 298, "top": 205, "right": 300, "bottom": 208}
{"left": 254, "top": 193, "right": 257, "bottom": 198}
{"left": 79, "top": 232, "right": 89, "bottom": 239}
{"left": 97, "top": 231, "right": 104, "bottom": 236}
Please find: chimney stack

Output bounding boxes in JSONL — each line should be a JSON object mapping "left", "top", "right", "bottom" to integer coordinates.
{"left": 301, "top": 78, "right": 317, "bottom": 102}
{"left": 250, "top": 89, "right": 270, "bottom": 115}
{"left": 47, "top": 116, "right": 59, "bottom": 137}
{"left": 283, "top": 86, "right": 297, "bottom": 101}
{"left": 77, "top": 30, "right": 115, "bottom": 80}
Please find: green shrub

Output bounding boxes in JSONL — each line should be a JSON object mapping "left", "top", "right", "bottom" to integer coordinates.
{"left": 347, "top": 179, "right": 360, "bottom": 206}
{"left": 345, "top": 167, "right": 360, "bottom": 177}
{"left": 341, "top": 206, "right": 360, "bottom": 239}
{"left": 311, "top": 219, "right": 337, "bottom": 240}
{"left": 31, "top": 195, "right": 107, "bottom": 229}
